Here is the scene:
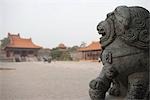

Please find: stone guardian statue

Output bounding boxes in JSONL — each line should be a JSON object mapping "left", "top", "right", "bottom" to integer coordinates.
{"left": 89, "top": 6, "right": 149, "bottom": 100}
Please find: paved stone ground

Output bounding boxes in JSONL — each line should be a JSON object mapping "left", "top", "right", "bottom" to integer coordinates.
{"left": 0, "top": 61, "right": 124, "bottom": 100}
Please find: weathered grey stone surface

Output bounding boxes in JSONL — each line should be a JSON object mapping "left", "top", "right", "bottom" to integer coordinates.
{"left": 89, "top": 6, "right": 149, "bottom": 100}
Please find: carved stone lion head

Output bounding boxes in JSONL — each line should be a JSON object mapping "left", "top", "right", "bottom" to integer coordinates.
{"left": 97, "top": 6, "right": 149, "bottom": 49}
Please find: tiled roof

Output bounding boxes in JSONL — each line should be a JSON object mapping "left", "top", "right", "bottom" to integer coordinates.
{"left": 6, "top": 33, "right": 42, "bottom": 49}
{"left": 78, "top": 41, "right": 101, "bottom": 51}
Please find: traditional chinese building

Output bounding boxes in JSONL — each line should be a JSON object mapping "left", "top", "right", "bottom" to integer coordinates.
{"left": 78, "top": 41, "right": 102, "bottom": 61}
{"left": 4, "top": 33, "right": 42, "bottom": 61}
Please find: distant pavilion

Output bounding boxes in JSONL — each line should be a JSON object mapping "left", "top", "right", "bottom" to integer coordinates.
{"left": 57, "top": 43, "right": 67, "bottom": 51}
{"left": 4, "top": 33, "right": 42, "bottom": 58}
{"left": 78, "top": 41, "right": 102, "bottom": 61}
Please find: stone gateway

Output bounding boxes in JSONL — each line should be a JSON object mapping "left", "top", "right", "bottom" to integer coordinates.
{"left": 89, "top": 6, "right": 149, "bottom": 100}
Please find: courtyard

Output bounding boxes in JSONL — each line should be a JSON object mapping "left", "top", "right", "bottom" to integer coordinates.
{"left": 0, "top": 61, "right": 125, "bottom": 100}
{"left": 0, "top": 61, "right": 101, "bottom": 100}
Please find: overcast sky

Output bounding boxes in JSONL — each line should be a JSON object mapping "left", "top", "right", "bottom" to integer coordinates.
{"left": 0, "top": 0, "right": 149, "bottom": 48}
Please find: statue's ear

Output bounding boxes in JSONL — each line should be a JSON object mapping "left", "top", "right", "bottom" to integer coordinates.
{"left": 114, "top": 6, "right": 130, "bottom": 28}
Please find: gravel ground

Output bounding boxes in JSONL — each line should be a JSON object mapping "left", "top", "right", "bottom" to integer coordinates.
{"left": 0, "top": 61, "right": 124, "bottom": 100}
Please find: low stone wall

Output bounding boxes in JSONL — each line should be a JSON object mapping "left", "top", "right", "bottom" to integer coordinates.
{"left": 0, "top": 57, "right": 14, "bottom": 62}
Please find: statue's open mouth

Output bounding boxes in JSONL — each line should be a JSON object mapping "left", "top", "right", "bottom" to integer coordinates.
{"left": 98, "top": 29, "right": 106, "bottom": 37}
{"left": 99, "top": 31, "right": 106, "bottom": 36}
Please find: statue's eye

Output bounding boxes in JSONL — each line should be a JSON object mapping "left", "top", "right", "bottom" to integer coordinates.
{"left": 107, "top": 12, "right": 114, "bottom": 18}
{"left": 107, "top": 14, "right": 111, "bottom": 18}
